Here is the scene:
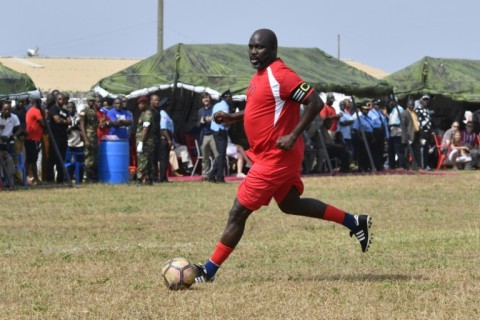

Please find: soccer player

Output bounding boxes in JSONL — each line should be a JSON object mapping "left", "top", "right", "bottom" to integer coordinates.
{"left": 194, "top": 29, "right": 372, "bottom": 283}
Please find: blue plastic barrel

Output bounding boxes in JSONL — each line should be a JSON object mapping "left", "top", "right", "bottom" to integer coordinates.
{"left": 98, "top": 140, "right": 129, "bottom": 184}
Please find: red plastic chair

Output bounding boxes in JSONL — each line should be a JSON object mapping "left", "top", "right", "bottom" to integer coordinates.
{"left": 433, "top": 134, "right": 446, "bottom": 169}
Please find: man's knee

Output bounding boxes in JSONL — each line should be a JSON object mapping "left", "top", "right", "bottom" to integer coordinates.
{"left": 227, "top": 199, "right": 252, "bottom": 224}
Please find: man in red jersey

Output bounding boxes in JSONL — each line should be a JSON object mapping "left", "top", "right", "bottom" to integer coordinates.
{"left": 194, "top": 29, "right": 373, "bottom": 283}
{"left": 320, "top": 92, "right": 341, "bottom": 137}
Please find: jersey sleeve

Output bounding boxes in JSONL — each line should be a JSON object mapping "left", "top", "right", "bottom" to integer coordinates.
{"left": 277, "top": 65, "right": 314, "bottom": 104}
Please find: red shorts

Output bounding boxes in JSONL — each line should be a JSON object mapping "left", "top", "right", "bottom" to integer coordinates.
{"left": 237, "top": 162, "right": 304, "bottom": 211}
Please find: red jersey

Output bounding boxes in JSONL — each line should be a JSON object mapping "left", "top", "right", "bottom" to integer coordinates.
{"left": 25, "top": 107, "right": 44, "bottom": 141}
{"left": 320, "top": 104, "right": 338, "bottom": 131}
{"left": 244, "top": 59, "right": 314, "bottom": 167}
{"left": 96, "top": 110, "right": 111, "bottom": 142}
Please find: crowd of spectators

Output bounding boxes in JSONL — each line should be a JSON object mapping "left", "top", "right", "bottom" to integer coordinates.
{"left": 1, "top": 90, "right": 479, "bottom": 189}
{"left": 302, "top": 94, "right": 480, "bottom": 174}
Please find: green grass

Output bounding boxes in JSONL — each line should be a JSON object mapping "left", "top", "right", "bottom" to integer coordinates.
{"left": 1, "top": 172, "right": 479, "bottom": 319}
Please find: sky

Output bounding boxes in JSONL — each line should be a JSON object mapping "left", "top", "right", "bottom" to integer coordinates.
{"left": 1, "top": 0, "right": 479, "bottom": 73}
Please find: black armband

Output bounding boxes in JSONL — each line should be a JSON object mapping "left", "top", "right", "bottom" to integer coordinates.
{"left": 290, "top": 82, "right": 312, "bottom": 103}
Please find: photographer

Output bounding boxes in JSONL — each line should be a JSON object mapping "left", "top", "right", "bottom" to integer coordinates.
{"left": 1, "top": 101, "right": 26, "bottom": 187}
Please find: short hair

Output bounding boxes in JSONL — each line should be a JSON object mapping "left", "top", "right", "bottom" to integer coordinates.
{"left": 200, "top": 92, "right": 211, "bottom": 99}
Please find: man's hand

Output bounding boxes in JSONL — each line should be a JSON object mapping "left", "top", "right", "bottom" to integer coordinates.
{"left": 213, "top": 111, "right": 231, "bottom": 124}
{"left": 276, "top": 134, "right": 297, "bottom": 151}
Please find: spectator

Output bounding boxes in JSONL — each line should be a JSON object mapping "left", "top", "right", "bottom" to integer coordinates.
{"left": 135, "top": 96, "right": 154, "bottom": 184}
{"left": 353, "top": 104, "right": 374, "bottom": 172}
{"left": 25, "top": 98, "right": 45, "bottom": 185}
{"left": 0, "top": 101, "right": 23, "bottom": 187}
{"left": 197, "top": 92, "right": 218, "bottom": 179}
{"left": 0, "top": 101, "right": 24, "bottom": 153}
{"left": 338, "top": 98, "right": 354, "bottom": 164}
{"left": 66, "top": 102, "right": 84, "bottom": 183}
{"left": 320, "top": 120, "right": 351, "bottom": 173}
{"left": 387, "top": 99, "right": 406, "bottom": 169}
{"left": 169, "top": 150, "right": 183, "bottom": 176}
{"left": 159, "top": 98, "right": 194, "bottom": 175}
{"left": 208, "top": 90, "right": 233, "bottom": 183}
{"left": 41, "top": 93, "right": 56, "bottom": 182}
{"left": 414, "top": 95, "right": 433, "bottom": 170}
{"left": 401, "top": 99, "right": 421, "bottom": 170}
{"left": 446, "top": 130, "right": 471, "bottom": 169}
{"left": 462, "top": 121, "right": 479, "bottom": 170}
{"left": 149, "top": 94, "right": 164, "bottom": 182}
{"left": 79, "top": 93, "right": 99, "bottom": 182}
{"left": 94, "top": 96, "right": 111, "bottom": 141}
{"left": 12, "top": 97, "right": 28, "bottom": 170}
{"left": 47, "top": 93, "right": 71, "bottom": 183}
{"left": 0, "top": 144, "right": 16, "bottom": 188}
{"left": 320, "top": 93, "right": 341, "bottom": 137}
{"left": 107, "top": 98, "right": 133, "bottom": 140}
{"left": 227, "top": 138, "right": 252, "bottom": 178}
{"left": 368, "top": 99, "right": 388, "bottom": 171}
{"left": 441, "top": 121, "right": 460, "bottom": 152}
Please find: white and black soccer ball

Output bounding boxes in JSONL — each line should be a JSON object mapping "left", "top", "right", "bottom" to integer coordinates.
{"left": 161, "top": 257, "right": 196, "bottom": 290}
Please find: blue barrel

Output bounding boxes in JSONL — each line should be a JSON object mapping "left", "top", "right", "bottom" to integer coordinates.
{"left": 98, "top": 140, "right": 129, "bottom": 184}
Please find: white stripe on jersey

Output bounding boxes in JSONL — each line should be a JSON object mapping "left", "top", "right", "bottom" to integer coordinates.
{"left": 292, "top": 88, "right": 306, "bottom": 102}
{"left": 267, "top": 66, "right": 285, "bottom": 127}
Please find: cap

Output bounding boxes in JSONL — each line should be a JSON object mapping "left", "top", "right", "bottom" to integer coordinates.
{"left": 371, "top": 98, "right": 384, "bottom": 107}
{"left": 86, "top": 92, "right": 96, "bottom": 100}
{"left": 326, "top": 92, "right": 335, "bottom": 100}
{"left": 137, "top": 96, "right": 148, "bottom": 104}
{"left": 221, "top": 89, "right": 232, "bottom": 98}
{"left": 421, "top": 95, "right": 430, "bottom": 100}
{"left": 159, "top": 97, "right": 169, "bottom": 108}
{"left": 360, "top": 105, "right": 370, "bottom": 110}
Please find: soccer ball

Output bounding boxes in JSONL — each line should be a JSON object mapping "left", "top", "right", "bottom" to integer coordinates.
{"left": 161, "top": 257, "right": 196, "bottom": 290}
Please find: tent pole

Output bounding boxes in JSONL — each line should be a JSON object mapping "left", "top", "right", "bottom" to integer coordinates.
{"left": 351, "top": 96, "right": 376, "bottom": 173}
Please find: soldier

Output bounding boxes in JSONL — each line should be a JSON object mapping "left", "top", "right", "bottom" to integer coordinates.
{"left": 79, "top": 92, "right": 99, "bottom": 182}
{"left": 135, "top": 96, "right": 154, "bottom": 184}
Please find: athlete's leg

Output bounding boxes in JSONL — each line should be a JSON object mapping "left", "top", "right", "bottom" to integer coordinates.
{"left": 278, "top": 186, "right": 357, "bottom": 230}
{"left": 278, "top": 186, "right": 372, "bottom": 252}
{"left": 195, "top": 198, "right": 253, "bottom": 282}
{"left": 220, "top": 198, "right": 253, "bottom": 248}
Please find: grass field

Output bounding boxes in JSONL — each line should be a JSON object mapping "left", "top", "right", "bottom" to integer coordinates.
{"left": 1, "top": 172, "right": 479, "bottom": 319}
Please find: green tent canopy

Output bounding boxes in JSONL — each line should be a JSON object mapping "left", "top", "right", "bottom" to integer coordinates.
{"left": 0, "top": 62, "right": 39, "bottom": 100}
{"left": 94, "top": 43, "right": 391, "bottom": 143}
{"left": 384, "top": 56, "right": 480, "bottom": 130}
{"left": 384, "top": 56, "right": 480, "bottom": 102}
{"left": 94, "top": 43, "right": 391, "bottom": 99}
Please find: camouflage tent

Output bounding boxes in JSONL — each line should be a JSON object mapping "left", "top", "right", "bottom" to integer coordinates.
{"left": 384, "top": 56, "right": 480, "bottom": 130}
{"left": 0, "top": 62, "right": 39, "bottom": 100}
{"left": 94, "top": 43, "right": 391, "bottom": 99}
{"left": 94, "top": 43, "right": 391, "bottom": 143}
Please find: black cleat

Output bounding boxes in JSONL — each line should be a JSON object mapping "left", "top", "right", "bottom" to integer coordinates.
{"left": 194, "top": 263, "right": 215, "bottom": 283}
{"left": 349, "top": 215, "right": 372, "bottom": 253}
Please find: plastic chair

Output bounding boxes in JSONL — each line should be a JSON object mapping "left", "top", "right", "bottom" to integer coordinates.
{"left": 191, "top": 139, "right": 203, "bottom": 176}
{"left": 64, "top": 150, "right": 85, "bottom": 184}
{"left": 433, "top": 134, "right": 446, "bottom": 169}
{"left": 10, "top": 153, "right": 27, "bottom": 187}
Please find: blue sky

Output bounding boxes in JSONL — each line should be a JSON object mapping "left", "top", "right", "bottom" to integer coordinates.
{"left": 1, "top": 0, "right": 478, "bottom": 73}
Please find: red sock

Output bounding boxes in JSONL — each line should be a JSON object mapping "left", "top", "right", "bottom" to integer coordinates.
{"left": 322, "top": 205, "right": 346, "bottom": 224}
{"left": 210, "top": 242, "right": 234, "bottom": 266}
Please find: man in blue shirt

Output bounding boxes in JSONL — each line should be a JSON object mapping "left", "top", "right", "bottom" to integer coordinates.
{"left": 158, "top": 97, "right": 194, "bottom": 179}
{"left": 208, "top": 90, "right": 232, "bottom": 183}
{"left": 353, "top": 104, "right": 374, "bottom": 172}
{"left": 107, "top": 98, "right": 133, "bottom": 140}
{"left": 368, "top": 99, "right": 388, "bottom": 171}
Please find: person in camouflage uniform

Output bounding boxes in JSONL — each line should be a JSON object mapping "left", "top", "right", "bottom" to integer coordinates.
{"left": 135, "top": 96, "right": 154, "bottom": 184}
{"left": 79, "top": 92, "right": 99, "bottom": 182}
